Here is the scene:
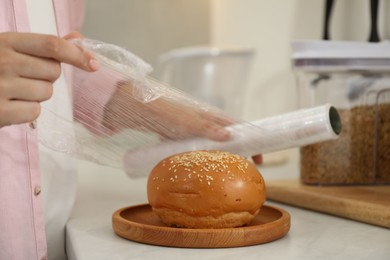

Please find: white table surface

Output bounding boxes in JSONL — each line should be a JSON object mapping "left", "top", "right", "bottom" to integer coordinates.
{"left": 66, "top": 149, "right": 390, "bottom": 260}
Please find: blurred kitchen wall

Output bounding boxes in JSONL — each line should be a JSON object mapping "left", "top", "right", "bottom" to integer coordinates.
{"left": 82, "top": 0, "right": 211, "bottom": 70}
{"left": 82, "top": 0, "right": 390, "bottom": 120}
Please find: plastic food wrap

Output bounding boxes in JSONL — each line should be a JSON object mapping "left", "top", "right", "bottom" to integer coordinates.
{"left": 124, "top": 104, "right": 341, "bottom": 176}
{"left": 37, "top": 39, "right": 341, "bottom": 178}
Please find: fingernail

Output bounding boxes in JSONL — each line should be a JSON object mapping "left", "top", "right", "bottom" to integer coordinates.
{"left": 220, "top": 128, "right": 231, "bottom": 138}
{"left": 89, "top": 59, "right": 100, "bottom": 71}
{"left": 214, "top": 127, "right": 230, "bottom": 141}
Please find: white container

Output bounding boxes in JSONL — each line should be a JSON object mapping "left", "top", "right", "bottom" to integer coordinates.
{"left": 293, "top": 40, "right": 390, "bottom": 185}
{"left": 156, "top": 46, "right": 255, "bottom": 117}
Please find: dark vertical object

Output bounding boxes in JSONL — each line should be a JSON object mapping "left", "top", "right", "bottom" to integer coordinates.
{"left": 323, "top": 0, "right": 335, "bottom": 40}
{"left": 368, "top": 0, "right": 381, "bottom": 42}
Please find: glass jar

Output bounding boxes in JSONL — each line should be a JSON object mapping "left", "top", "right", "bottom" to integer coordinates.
{"left": 292, "top": 41, "right": 390, "bottom": 185}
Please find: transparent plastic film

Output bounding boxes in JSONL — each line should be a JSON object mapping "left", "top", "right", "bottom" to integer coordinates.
{"left": 124, "top": 104, "right": 341, "bottom": 176}
{"left": 37, "top": 39, "right": 341, "bottom": 178}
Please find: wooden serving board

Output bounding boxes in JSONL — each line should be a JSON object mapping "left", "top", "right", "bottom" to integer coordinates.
{"left": 112, "top": 204, "right": 290, "bottom": 248}
{"left": 266, "top": 179, "right": 390, "bottom": 228}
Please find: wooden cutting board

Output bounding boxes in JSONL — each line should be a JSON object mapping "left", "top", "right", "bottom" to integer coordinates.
{"left": 266, "top": 179, "right": 390, "bottom": 228}
{"left": 112, "top": 204, "right": 290, "bottom": 248}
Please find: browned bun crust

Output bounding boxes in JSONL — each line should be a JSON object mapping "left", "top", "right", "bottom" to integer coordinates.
{"left": 147, "top": 150, "right": 266, "bottom": 228}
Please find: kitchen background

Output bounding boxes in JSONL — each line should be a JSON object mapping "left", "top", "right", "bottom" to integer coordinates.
{"left": 82, "top": 0, "right": 390, "bottom": 164}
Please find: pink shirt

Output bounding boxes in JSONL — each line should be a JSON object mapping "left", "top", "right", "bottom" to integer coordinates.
{"left": 0, "top": 1, "right": 116, "bottom": 259}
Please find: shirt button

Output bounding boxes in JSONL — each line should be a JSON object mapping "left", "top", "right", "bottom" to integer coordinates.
{"left": 29, "top": 120, "right": 37, "bottom": 129}
{"left": 34, "top": 186, "right": 41, "bottom": 196}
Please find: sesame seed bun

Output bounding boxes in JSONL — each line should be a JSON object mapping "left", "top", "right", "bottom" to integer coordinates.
{"left": 147, "top": 150, "right": 266, "bottom": 228}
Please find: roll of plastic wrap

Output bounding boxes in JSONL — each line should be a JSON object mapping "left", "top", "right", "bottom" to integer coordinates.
{"left": 123, "top": 104, "right": 341, "bottom": 177}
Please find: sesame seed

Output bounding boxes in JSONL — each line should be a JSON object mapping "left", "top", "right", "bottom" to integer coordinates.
{"left": 165, "top": 151, "right": 249, "bottom": 183}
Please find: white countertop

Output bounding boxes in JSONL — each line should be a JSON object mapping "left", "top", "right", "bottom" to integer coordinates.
{"left": 66, "top": 149, "right": 390, "bottom": 260}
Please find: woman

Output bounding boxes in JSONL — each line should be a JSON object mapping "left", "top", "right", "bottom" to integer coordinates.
{"left": 0, "top": 1, "right": 236, "bottom": 259}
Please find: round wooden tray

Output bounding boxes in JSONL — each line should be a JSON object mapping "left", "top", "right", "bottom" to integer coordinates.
{"left": 112, "top": 204, "right": 290, "bottom": 248}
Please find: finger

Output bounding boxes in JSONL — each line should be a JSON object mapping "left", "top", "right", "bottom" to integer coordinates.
{"left": 0, "top": 100, "right": 40, "bottom": 126}
{"left": 1, "top": 77, "right": 53, "bottom": 102}
{"left": 7, "top": 52, "right": 62, "bottom": 82}
{"left": 202, "top": 111, "right": 236, "bottom": 127}
{"left": 6, "top": 32, "right": 99, "bottom": 72}
{"left": 198, "top": 111, "right": 233, "bottom": 141}
{"left": 184, "top": 117, "right": 231, "bottom": 141}
{"left": 63, "top": 31, "right": 84, "bottom": 40}
{"left": 167, "top": 109, "right": 232, "bottom": 141}
{"left": 205, "top": 125, "right": 231, "bottom": 141}
{"left": 252, "top": 154, "right": 263, "bottom": 165}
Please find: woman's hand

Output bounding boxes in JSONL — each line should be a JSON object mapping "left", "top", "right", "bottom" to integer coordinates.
{"left": 103, "top": 81, "right": 233, "bottom": 141}
{"left": 103, "top": 81, "right": 263, "bottom": 165}
{"left": 0, "top": 32, "right": 99, "bottom": 127}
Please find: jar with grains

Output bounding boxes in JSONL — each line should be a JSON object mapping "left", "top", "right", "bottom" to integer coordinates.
{"left": 292, "top": 41, "right": 390, "bottom": 185}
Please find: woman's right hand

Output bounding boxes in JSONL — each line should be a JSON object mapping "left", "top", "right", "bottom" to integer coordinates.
{"left": 0, "top": 32, "right": 99, "bottom": 127}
